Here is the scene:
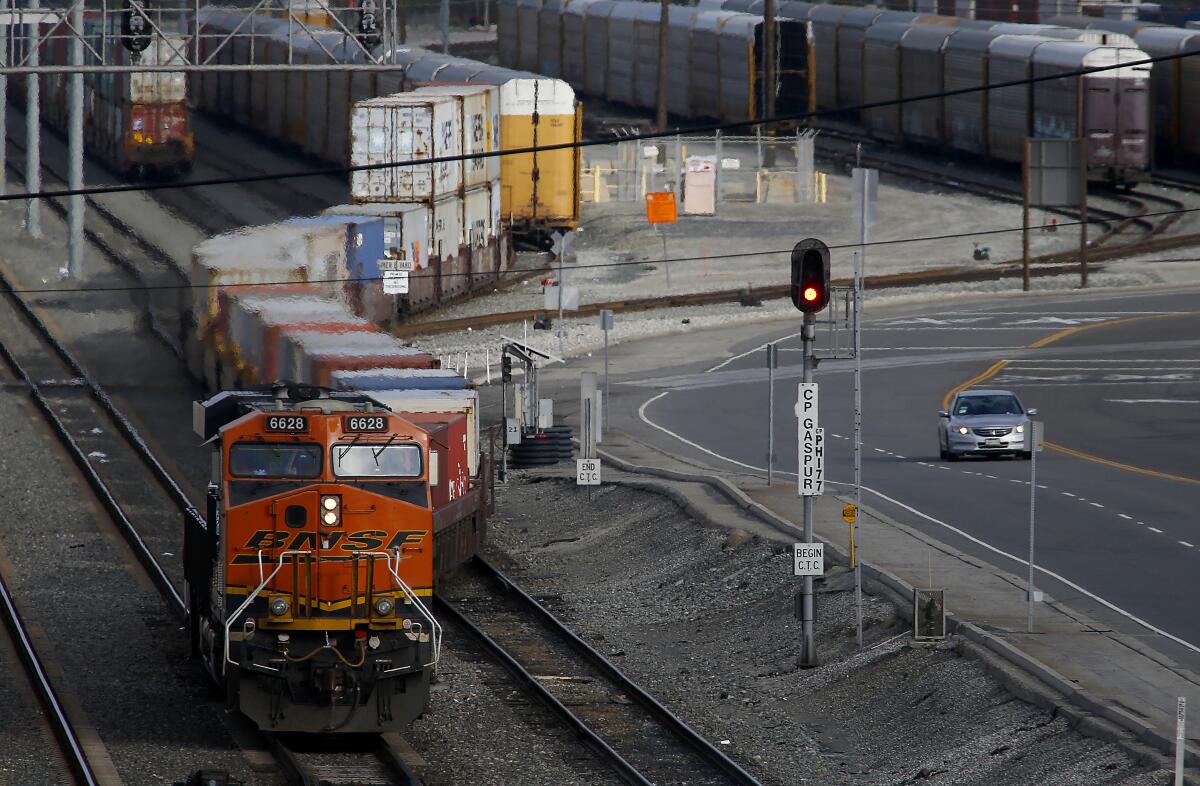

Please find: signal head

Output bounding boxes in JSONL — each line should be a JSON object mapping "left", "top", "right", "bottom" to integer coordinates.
{"left": 791, "top": 238, "right": 831, "bottom": 314}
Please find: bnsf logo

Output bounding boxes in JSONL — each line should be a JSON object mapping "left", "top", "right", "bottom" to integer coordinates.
{"left": 241, "top": 529, "right": 425, "bottom": 552}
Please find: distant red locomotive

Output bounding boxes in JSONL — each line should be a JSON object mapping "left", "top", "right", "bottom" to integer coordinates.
{"left": 10, "top": 15, "right": 194, "bottom": 178}
{"left": 186, "top": 384, "right": 488, "bottom": 733}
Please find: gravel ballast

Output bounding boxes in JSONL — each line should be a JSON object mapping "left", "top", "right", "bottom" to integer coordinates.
{"left": 474, "top": 475, "right": 1172, "bottom": 785}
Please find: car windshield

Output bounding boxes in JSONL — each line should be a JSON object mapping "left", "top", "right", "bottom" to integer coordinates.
{"left": 333, "top": 443, "right": 423, "bottom": 478}
{"left": 229, "top": 442, "right": 323, "bottom": 478}
{"left": 955, "top": 395, "right": 1023, "bottom": 416}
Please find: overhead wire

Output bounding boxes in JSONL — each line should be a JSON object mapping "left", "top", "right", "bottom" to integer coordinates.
{"left": 2, "top": 204, "right": 1199, "bottom": 296}
{"left": 0, "top": 46, "right": 1194, "bottom": 203}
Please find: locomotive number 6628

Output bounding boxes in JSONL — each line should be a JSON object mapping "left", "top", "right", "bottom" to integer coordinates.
{"left": 345, "top": 414, "right": 388, "bottom": 432}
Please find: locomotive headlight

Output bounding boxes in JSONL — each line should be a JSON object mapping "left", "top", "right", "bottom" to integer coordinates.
{"left": 320, "top": 495, "right": 341, "bottom": 527}
{"left": 374, "top": 597, "right": 395, "bottom": 616}
{"left": 269, "top": 597, "right": 290, "bottom": 617}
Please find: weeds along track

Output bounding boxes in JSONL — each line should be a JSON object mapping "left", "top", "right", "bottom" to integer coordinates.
{"left": 438, "top": 556, "right": 766, "bottom": 786}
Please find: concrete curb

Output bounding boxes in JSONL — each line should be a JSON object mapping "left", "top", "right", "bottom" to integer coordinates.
{"left": 592, "top": 445, "right": 1200, "bottom": 776}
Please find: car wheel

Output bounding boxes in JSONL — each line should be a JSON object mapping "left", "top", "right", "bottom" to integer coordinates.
{"left": 945, "top": 450, "right": 959, "bottom": 462}
{"left": 939, "top": 447, "right": 949, "bottom": 461}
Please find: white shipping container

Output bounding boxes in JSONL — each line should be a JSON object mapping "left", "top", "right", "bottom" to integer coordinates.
{"left": 126, "top": 35, "right": 188, "bottom": 104}
{"left": 324, "top": 202, "right": 431, "bottom": 269}
{"left": 431, "top": 192, "right": 463, "bottom": 262}
{"left": 369, "top": 389, "right": 481, "bottom": 474}
{"left": 463, "top": 184, "right": 500, "bottom": 248}
{"left": 416, "top": 85, "right": 501, "bottom": 188}
{"left": 350, "top": 94, "right": 463, "bottom": 202}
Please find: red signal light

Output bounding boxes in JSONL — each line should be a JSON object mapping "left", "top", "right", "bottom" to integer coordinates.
{"left": 803, "top": 286, "right": 819, "bottom": 302}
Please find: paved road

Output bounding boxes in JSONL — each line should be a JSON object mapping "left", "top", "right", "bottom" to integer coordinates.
{"left": 603, "top": 287, "right": 1200, "bottom": 669}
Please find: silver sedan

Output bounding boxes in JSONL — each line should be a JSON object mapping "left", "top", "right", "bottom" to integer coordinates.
{"left": 938, "top": 389, "right": 1037, "bottom": 461}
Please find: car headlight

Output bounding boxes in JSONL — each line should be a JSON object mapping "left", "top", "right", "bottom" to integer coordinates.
{"left": 956, "top": 426, "right": 969, "bottom": 435}
{"left": 374, "top": 597, "right": 395, "bottom": 616}
{"left": 1015, "top": 424, "right": 1025, "bottom": 434}
{"left": 269, "top": 597, "right": 290, "bottom": 617}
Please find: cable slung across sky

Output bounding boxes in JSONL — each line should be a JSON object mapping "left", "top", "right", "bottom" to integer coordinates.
{"left": 0, "top": 46, "right": 1197, "bottom": 203}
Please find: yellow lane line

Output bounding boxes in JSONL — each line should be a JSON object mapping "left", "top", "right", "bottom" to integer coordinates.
{"left": 1042, "top": 440, "right": 1200, "bottom": 487}
{"left": 941, "top": 360, "right": 1010, "bottom": 410}
{"left": 943, "top": 310, "right": 1200, "bottom": 485}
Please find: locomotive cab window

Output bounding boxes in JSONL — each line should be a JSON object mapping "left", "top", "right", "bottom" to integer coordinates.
{"left": 230, "top": 442, "right": 323, "bottom": 479}
{"left": 333, "top": 443, "right": 423, "bottom": 478}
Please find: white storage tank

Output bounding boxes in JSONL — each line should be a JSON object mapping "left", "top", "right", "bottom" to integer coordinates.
{"left": 351, "top": 93, "right": 464, "bottom": 202}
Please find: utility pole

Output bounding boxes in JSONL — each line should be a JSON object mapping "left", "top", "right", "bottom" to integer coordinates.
{"left": 852, "top": 168, "right": 875, "bottom": 649}
{"left": 1079, "top": 139, "right": 1089, "bottom": 288}
{"left": 24, "top": 0, "right": 42, "bottom": 239}
{"left": 655, "top": 0, "right": 668, "bottom": 131}
{"left": 1022, "top": 139, "right": 1031, "bottom": 292}
{"left": 799, "top": 312, "right": 817, "bottom": 667}
{"left": 1026, "top": 419, "right": 1043, "bottom": 633}
{"left": 766, "top": 342, "right": 777, "bottom": 485}
{"left": 68, "top": 0, "right": 84, "bottom": 277}
{"left": 0, "top": 0, "right": 7, "bottom": 196}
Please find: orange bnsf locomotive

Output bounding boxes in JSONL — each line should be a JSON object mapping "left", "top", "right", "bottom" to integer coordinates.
{"left": 186, "top": 384, "right": 485, "bottom": 732}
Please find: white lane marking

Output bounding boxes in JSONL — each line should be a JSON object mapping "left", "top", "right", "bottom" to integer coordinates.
{"left": 1010, "top": 479, "right": 1023, "bottom": 484}
{"left": 1037, "top": 485, "right": 1048, "bottom": 489}
{"left": 1118, "top": 513, "right": 1133, "bottom": 520}
{"left": 1182, "top": 542, "right": 1195, "bottom": 548}
{"left": 1106, "top": 399, "right": 1200, "bottom": 405}
{"left": 1007, "top": 316, "right": 1114, "bottom": 326}
{"left": 832, "top": 433, "right": 844, "bottom": 438}
{"left": 1090, "top": 502, "right": 1105, "bottom": 508}
{"left": 985, "top": 475, "right": 997, "bottom": 479}
{"left": 1063, "top": 492, "right": 1076, "bottom": 497}
{"left": 866, "top": 346, "right": 1025, "bottom": 351}
{"left": 894, "top": 455, "right": 907, "bottom": 460}
{"left": 705, "top": 329, "right": 805, "bottom": 373}
{"left": 1148, "top": 527, "right": 1164, "bottom": 534}
{"left": 918, "top": 462, "right": 929, "bottom": 466}
{"left": 638, "top": 392, "right": 764, "bottom": 474}
{"left": 874, "top": 448, "right": 886, "bottom": 453}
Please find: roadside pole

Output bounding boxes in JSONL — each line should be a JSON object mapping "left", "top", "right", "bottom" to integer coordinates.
{"left": 852, "top": 168, "right": 875, "bottom": 649}
{"left": 766, "top": 342, "right": 777, "bottom": 485}
{"left": 557, "top": 246, "right": 565, "bottom": 357}
{"left": 799, "top": 313, "right": 818, "bottom": 667}
{"left": 1079, "top": 138, "right": 1089, "bottom": 288}
{"left": 1027, "top": 419, "right": 1044, "bottom": 633}
{"left": 1176, "top": 697, "right": 1186, "bottom": 786}
{"left": 1022, "top": 139, "right": 1031, "bottom": 292}
{"left": 600, "top": 309, "right": 613, "bottom": 435}
{"left": 24, "top": 0, "right": 42, "bottom": 239}
{"left": 0, "top": 0, "right": 7, "bottom": 196}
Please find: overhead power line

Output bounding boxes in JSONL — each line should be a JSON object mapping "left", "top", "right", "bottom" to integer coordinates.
{"left": 0, "top": 47, "right": 1193, "bottom": 203}
{"left": 3, "top": 206, "right": 1198, "bottom": 296}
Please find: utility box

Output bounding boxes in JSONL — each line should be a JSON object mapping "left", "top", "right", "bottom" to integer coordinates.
{"left": 683, "top": 156, "right": 716, "bottom": 216}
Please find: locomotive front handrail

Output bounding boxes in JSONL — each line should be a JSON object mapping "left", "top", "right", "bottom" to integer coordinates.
{"left": 223, "top": 549, "right": 312, "bottom": 674}
{"left": 223, "top": 549, "right": 442, "bottom": 674}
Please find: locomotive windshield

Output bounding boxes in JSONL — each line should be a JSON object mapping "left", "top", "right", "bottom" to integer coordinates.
{"left": 229, "top": 442, "right": 323, "bottom": 478}
{"left": 333, "top": 443, "right": 422, "bottom": 478}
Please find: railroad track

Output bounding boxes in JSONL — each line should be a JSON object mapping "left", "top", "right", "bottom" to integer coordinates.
{"left": 0, "top": 559, "right": 99, "bottom": 785}
{"left": 0, "top": 258, "right": 426, "bottom": 786}
{"left": 266, "top": 732, "right": 426, "bottom": 786}
{"left": 437, "top": 556, "right": 765, "bottom": 786}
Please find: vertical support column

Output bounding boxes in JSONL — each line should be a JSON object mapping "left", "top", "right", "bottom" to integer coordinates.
{"left": 24, "top": 0, "right": 42, "bottom": 239}
{"left": 67, "top": 0, "right": 84, "bottom": 278}
{"left": 440, "top": 0, "right": 449, "bottom": 53}
{"left": 1027, "top": 432, "right": 1037, "bottom": 633}
{"left": 655, "top": 0, "right": 668, "bottom": 131}
{"left": 1079, "top": 137, "right": 1088, "bottom": 288}
{"left": 799, "top": 314, "right": 817, "bottom": 669}
{"left": 714, "top": 130, "right": 722, "bottom": 212}
{"left": 766, "top": 343, "right": 775, "bottom": 486}
{"left": 0, "top": 0, "right": 7, "bottom": 196}
{"left": 1022, "top": 138, "right": 1031, "bottom": 292}
{"left": 852, "top": 168, "right": 872, "bottom": 651}
{"left": 763, "top": 0, "right": 776, "bottom": 123}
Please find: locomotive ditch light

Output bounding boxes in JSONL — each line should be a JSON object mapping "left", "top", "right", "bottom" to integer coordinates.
{"left": 269, "top": 597, "right": 291, "bottom": 617}
{"left": 374, "top": 597, "right": 395, "bottom": 616}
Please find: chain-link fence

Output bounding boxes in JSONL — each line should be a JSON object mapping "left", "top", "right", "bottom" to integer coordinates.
{"left": 582, "top": 128, "right": 828, "bottom": 211}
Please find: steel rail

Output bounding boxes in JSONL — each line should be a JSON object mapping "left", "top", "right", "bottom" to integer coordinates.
{"left": 434, "top": 593, "right": 654, "bottom": 786}
{"left": 0, "top": 302, "right": 186, "bottom": 617}
{"left": 472, "top": 556, "right": 765, "bottom": 786}
{"left": 0, "top": 569, "right": 99, "bottom": 786}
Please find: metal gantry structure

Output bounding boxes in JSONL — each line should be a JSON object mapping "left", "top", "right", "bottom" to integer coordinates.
{"left": 0, "top": 0, "right": 414, "bottom": 276}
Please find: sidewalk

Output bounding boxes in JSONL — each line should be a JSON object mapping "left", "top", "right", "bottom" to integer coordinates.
{"left": 578, "top": 427, "right": 1200, "bottom": 773}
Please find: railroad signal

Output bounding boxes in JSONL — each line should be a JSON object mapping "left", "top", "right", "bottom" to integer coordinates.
{"left": 120, "top": 0, "right": 151, "bottom": 53}
{"left": 791, "top": 238, "right": 831, "bottom": 314}
{"left": 501, "top": 354, "right": 512, "bottom": 383}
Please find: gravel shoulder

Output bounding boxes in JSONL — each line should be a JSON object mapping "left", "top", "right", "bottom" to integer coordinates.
{"left": 475, "top": 474, "right": 1172, "bottom": 785}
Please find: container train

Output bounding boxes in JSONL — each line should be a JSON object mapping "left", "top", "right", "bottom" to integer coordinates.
{"left": 504, "top": 0, "right": 1155, "bottom": 184}
{"left": 183, "top": 207, "right": 490, "bottom": 732}
{"left": 8, "top": 15, "right": 194, "bottom": 177}
{"left": 193, "top": 7, "right": 582, "bottom": 247}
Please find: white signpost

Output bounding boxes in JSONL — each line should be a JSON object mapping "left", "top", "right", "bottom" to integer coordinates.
{"left": 796, "top": 382, "right": 824, "bottom": 496}
{"left": 577, "top": 458, "right": 601, "bottom": 486}
{"left": 793, "top": 542, "right": 824, "bottom": 576}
